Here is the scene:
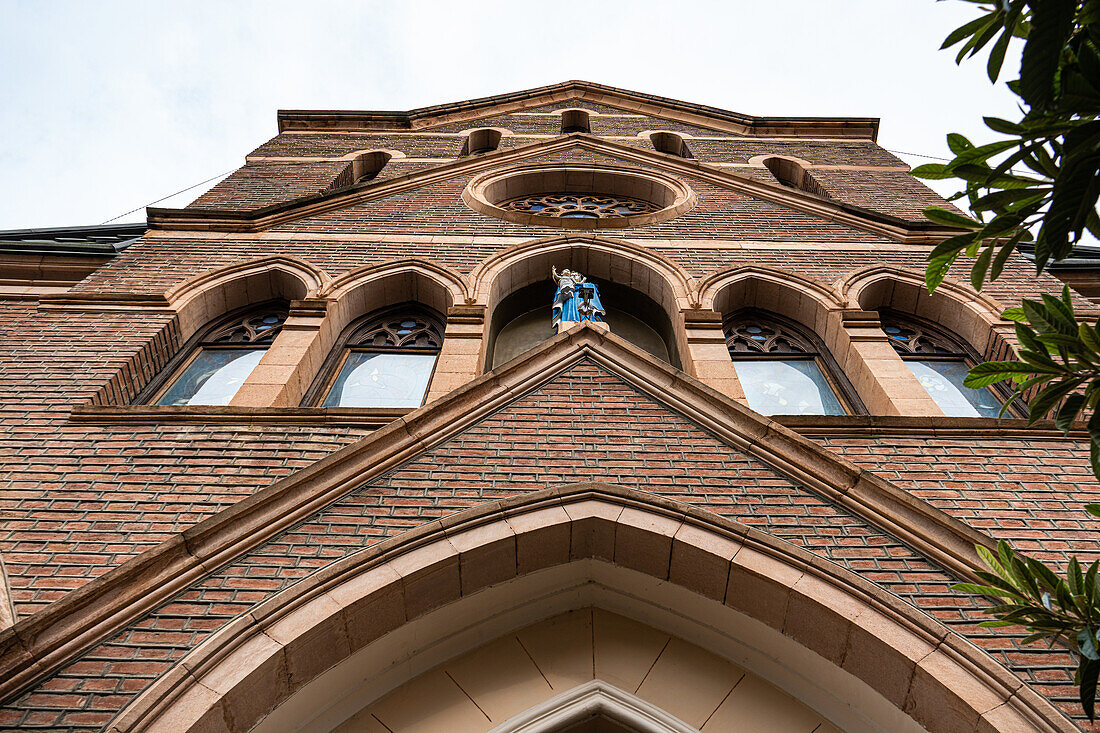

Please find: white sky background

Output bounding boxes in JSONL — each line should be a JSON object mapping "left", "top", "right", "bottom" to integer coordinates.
{"left": 0, "top": 0, "right": 1025, "bottom": 229}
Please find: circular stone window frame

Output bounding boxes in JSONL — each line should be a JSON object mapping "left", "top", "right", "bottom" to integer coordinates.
{"left": 463, "top": 163, "right": 697, "bottom": 229}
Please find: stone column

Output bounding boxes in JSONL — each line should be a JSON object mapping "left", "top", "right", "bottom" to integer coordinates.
{"left": 826, "top": 310, "right": 945, "bottom": 416}
{"left": 230, "top": 299, "right": 330, "bottom": 408}
{"left": 424, "top": 305, "right": 486, "bottom": 403}
{"left": 680, "top": 309, "right": 747, "bottom": 405}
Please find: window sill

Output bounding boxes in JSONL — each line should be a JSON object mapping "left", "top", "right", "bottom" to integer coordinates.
{"left": 68, "top": 404, "right": 413, "bottom": 426}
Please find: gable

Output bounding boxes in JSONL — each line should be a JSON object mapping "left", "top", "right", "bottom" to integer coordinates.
{"left": 0, "top": 326, "right": 1075, "bottom": 728}
{"left": 268, "top": 143, "right": 896, "bottom": 245}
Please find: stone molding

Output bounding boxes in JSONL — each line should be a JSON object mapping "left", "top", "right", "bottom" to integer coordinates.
{"left": 146, "top": 135, "right": 961, "bottom": 243}
{"left": 274, "top": 80, "right": 880, "bottom": 139}
{"left": 486, "top": 680, "right": 701, "bottom": 733}
{"left": 461, "top": 163, "right": 698, "bottom": 230}
{"left": 0, "top": 325, "right": 999, "bottom": 705}
{"left": 107, "top": 484, "right": 1073, "bottom": 733}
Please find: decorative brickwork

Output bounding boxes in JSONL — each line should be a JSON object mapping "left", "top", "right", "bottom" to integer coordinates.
{"left": 3, "top": 83, "right": 1097, "bottom": 732}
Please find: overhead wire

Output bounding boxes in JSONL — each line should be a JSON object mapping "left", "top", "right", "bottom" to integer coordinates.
{"left": 100, "top": 169, "right": 236, "bottom": 224}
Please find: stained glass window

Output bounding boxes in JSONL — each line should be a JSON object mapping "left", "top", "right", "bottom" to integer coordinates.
{"left": 724, "top": 312, "right": 851, "bottom": 416}
{"left": 153, "top": 305, "right": 287, "bottom": 406}
{"left": 316, "top": 306, "right": 444, "bottom": 409}
{"left": 880, "top": 312, "right": 1007, "bottom": 418}
{"left": 502, "top": 194, "right": 659, "bottom": 219}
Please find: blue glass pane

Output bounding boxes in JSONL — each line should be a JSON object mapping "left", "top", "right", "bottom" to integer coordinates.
{"left": 906, "top": 360, "right": 1003, "bottom": 418}
{"left": 731, "top": 359, "right": 846, "bottom": 416}
{"left": 323, "top": 352, "right": 437, "bottom": 408}
{"left": 156, "top": 348, "right": 264, "bottom": 406}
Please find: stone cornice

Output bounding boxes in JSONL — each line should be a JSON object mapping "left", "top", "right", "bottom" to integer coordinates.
{"left": 148, "top": 135, "right": 960, "bottom": 244}
{"left": 0, "top": 325, "right": 993, "bottom": 704}
{"left": 275, "top": 80, "right": 881, "bottom": 139}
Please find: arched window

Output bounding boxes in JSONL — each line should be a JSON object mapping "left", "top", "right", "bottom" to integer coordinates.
{"left": 879, "top": 311, "right": 1007, "bottom": 418}
{"left": 350, "top": 151, "right": 391, "bottom": 182}
{"left": 488, "top": 281, "right": 679, "bottom": 370}
{"left": 460, "top": 129, "right": 502, "bottom": 156}
{"left": 649, "top": 132, "right": 693, "bottom": 159}
{"left": 561, "top": 110, "right": 591, "bottom": 134}
{"left": 308, "top": 305, "right": 444, "bottom": 408}
{"left": 147, "top": 302, "right": 288, "bottom": 406}
{"left": 724, "top": 310, "right": 857, "bottom": 416}
{"left": 760, "top": 156, "right": 831, "bottom": 199}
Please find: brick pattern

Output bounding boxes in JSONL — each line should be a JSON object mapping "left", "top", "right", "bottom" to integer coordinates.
{"left": 0, "top": 302, "right": 374, "bottom": 615}
{"left": 0, "top": 361, "right": 972, "bottom": 729}
{"left": 3, "top": 94, "right": 1094, "bottom": 731}
{"left": 0, "top": 361, "right": 1091, "bottom": 730}
{"left": 188, "top": 161, "right": 350, "bottom": 211}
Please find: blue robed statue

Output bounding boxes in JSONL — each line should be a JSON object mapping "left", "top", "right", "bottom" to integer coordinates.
{"left": 551, "top": 266, "right": 605, "bottom": 330}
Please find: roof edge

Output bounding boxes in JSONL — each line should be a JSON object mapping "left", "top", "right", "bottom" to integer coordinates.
{"left": 276, "top": 80, "right": 880, "bottom": 139}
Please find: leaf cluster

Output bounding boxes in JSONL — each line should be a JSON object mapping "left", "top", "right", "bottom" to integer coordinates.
{"left": 954, "top": 528, "right": 1100, "bottom": 719}
{"left": 913, "top": 0, "right": 1100, "bottom": 293}
{"left": 965, "top": 285, "right": 1100, "bottom": 475}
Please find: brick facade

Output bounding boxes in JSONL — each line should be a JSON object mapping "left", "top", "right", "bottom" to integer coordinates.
{"left": 1, "top": 81, "right": 1095, "bottom": 732}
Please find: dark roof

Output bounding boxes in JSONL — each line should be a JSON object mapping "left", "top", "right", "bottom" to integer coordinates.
{"left": 0, "top": 223, "right": 146, "bottom": 256}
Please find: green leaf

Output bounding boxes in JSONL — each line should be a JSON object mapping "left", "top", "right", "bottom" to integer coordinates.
{"left": 942, "top": 13, "right": 997, "bottom": 50}
{"left": 988, "top": 26, "right": 1014, "bottom": 81}
{"left": 984, "top": 116, "right": 1026, "bottom": 135}
{"left": 924, "top": 206, "right": 982, "bottom": 229}
{"left": 972, "top": 245, "right": 995, "bottom": 290}
{"left": 1028, "top": 378, "right": 1086, "bottom": 423}
{"left": 911, "top": 163, "right": 955, "bottom": 180}
{"left": 964, "top": 360, "right": 1049, "bottom": 388}
{"left": 953, "top": 582, "right": 1019, "bottom": 597}
{"left": 947, "top": 133, "right": 975, "bottom": 155}
{"left": 1086, "top": 504, "right": 1100, "bottom": 519}
{"left": 1082, "top": 657, "right": 1100, "bottom": 721}
{"left": 1019, "top": 0, "right": 1076, "bottom": 109}
{"left": 1002, "top": 306, "right": 1027, "bottom": 322}
{"left": 1057, "top": 393, "right": 1088, "bottom": 432}
{"left": 926, "top": 250, "right": 961, "bottom": 293}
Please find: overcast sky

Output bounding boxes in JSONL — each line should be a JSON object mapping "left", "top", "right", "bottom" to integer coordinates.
{"left": 0, "top": 1, "right": 1023, "bottom": 229}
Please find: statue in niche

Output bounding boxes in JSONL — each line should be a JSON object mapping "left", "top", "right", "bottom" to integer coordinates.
{"left": 551, "top": 267, "right": 605, "bottom": 330}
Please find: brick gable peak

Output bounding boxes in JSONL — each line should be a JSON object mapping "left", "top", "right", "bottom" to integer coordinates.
{"left": 150, "top": 135, "right": 963, "bottom": 244}
{"left": 276, "top": 80, "right": 881, "bottom": 140}
{"left": 0, "top": 323, "right": 994, "bottom": 702}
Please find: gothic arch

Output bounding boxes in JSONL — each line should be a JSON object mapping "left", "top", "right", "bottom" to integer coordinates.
{"left": 321, "top": 259, "right": 468, "bottom": 323}
{"left": 840, "top": 265, "right": 1008, "bottom": 357}
{"left": 471, "top": 235, "right": 695, "bottom": 370}
{"left": 110, "top": 484, "right": 1071, "bottom": 733}
{"left": 336, "top": 147, "right": 406, "bottom": 161}
{"left": 164, "top": 256, "right": 329, "bottom": 341}
{"left": 698, "top": 265, "right": 844, "bottom": 339}
{"left": 471, "top": 235, "right": 694, "bottom": 312}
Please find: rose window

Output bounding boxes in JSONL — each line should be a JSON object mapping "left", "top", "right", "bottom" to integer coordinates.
{"left": 501, "top": 194, "right": 660, "bottom": 219}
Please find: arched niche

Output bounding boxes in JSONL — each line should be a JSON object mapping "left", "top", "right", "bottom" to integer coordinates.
{"left": 324, "top": 610, "right": 840, "bottom": 732}
{"left": 283, "top": 262, "right": 467, "bottom": 405}
{"left": 700, "top": 267, "right": 843, "bottom": 349}
{"left": 165, "top": 256, "right": 327, "bottom": 344}
{"left": 488, "top": 280, "right": 678, "bottom": 369}
{"left": 471, "top": 237, "right": 694, "bottom": 372}
{"left": 110, "top": 485, "right": 1072, "bottom": 733}
{"left": 841, "top": 266, "right": 1007, "bottom": 359}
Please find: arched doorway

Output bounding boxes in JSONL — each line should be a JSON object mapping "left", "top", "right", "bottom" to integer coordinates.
{"left": 111, "top": 485, "right": 1070, "bottom": 733}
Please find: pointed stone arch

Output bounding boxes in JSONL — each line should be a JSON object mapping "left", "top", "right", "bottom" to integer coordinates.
{"left": 108, "top": 483, "right": 1072, "bottom": 733}
{"left": 165, "top": 255, "right": 329, "bottom": 341}
{"left": 840, "top": 265, "right": 1009, "bottom": 358}
{"left": 471, "top": 234, "right": 695, "bottom": 370}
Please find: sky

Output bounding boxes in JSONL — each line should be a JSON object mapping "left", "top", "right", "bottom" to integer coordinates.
{"left": 0, "top": 0, "right": 1026, "bottom": 229}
